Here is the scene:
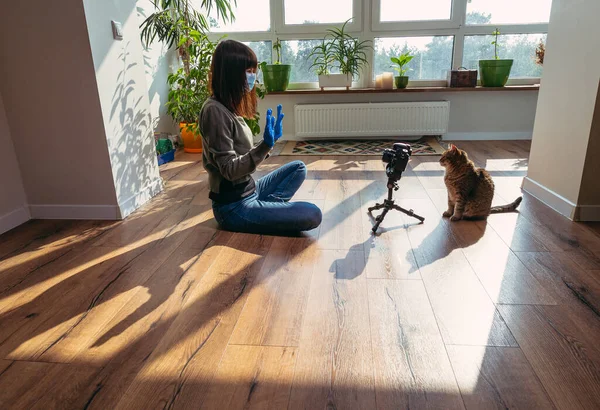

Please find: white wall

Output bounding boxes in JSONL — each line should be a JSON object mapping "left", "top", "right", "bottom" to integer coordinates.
{"left": 137, "top": 0, "right": 179, "bottom": 135}
{"left": 0, "top": 92, "right": 29, "bottom": 234}
{"left": 524, "top": 0, "right": 600, "bottom": 220}
{"left": 0, "top": 0, "right": 120, "bottom": 220}
{"left": 82, "top": 0, "right": 163, "bottom": 218}
{"left": 259, "top": 90, "right": 539, "bottom": 141}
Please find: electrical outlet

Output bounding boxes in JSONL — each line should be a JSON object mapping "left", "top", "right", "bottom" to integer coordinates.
{"left": 111, "top": 21, "right": 123, "bottom": 40}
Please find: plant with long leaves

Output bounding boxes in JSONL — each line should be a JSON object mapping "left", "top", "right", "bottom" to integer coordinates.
{"left": 309, "top": 39, "right": 335, "bottom": 75}
{"left": 140, "top": 0, "right": 236, "bottom": 74}
{"left": 390, "top": 53, "right": 414, "bottom": 76}
{"left": 324, "top": 19, "right": 371, "bottom": 77}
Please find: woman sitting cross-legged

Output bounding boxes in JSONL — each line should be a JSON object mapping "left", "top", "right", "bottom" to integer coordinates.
{"left": 199, "top": 40, "right": 322, "bottom": 235}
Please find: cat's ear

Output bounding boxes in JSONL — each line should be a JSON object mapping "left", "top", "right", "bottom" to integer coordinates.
{"left": 450, "top": 144, "right": 457, "bottom": 151}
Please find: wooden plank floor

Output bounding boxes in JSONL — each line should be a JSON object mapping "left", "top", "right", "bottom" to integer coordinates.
{"left": 1, "top": 141, "right": 600, "bottom": 409}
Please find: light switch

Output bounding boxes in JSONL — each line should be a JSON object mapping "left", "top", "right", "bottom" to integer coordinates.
{"left": 111, "top": 21, "right": 123, "bottom": 40}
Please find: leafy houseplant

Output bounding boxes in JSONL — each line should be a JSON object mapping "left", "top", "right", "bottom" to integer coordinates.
{"left": 166, "top": 34, "right": 217, "bottom": 153}
{"left": 479, "top": 28, "right": 514, "bottom": 87}
{"left": 311, "top": 19, "right": 371, "bottom": 90}
{"left": 390, "top": 53, "right": 414, "bottom": 89}
{"left": 140, "top": 0, "right": 235, "bottom": 153}
{"left": 261, "top": 39, "right": 292, "bottom": 92}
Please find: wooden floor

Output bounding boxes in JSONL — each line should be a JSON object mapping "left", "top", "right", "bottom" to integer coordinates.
{"left": 1, "top": 140, "right": 600, "bottom": 409}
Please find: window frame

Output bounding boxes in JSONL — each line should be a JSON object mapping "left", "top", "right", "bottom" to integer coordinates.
{"left": 207, "top": 0, "right": 549, "bottom": 88}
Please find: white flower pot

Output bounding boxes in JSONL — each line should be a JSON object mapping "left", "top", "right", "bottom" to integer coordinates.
{"left": 318, "top": 73, "right": 353, "bottom": 90}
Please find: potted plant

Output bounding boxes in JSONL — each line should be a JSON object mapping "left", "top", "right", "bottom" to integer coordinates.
{"left": 311, "top": 19, "right": 371, "bottom": 90}
{"left": 479, "top": 28, "right": 514, "bottom": 87}
{"left": 166, "top": 33, "right": 216, "bottom": 153}
{"left": 390, "top": 52, "right": 414, "bottom": 89}
{"left": 140, "top": 0, "right": 235, "bottom": 152}
{"left": 261, "top": 39, "right": 292, "bottom": 93}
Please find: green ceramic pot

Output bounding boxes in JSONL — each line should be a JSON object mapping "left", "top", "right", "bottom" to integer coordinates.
{"left": 262, "top": 64, "right": 292, "bottom": 92}
{"left": 479, "top": 59, "right": 514, "bottom": 87}
{"left": 394, "top": 76, "right": 409, "bottom": 89}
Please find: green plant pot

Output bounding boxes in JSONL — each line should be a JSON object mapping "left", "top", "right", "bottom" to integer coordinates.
{"left": 262, "top": 64, "right": 292, "bottom": 92}
{"left": 394, "top": 76, "right": 409, "bottom": 89}
{"left": 479, "top": 59, "right": 514, "bottom": 87}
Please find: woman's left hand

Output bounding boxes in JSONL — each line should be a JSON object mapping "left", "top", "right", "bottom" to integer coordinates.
{"left": 263, "top": 104, "right": 285, "bottom": 148}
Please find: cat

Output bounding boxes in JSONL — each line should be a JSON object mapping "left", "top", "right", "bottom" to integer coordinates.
{"left": 439, "top": 144, "right": 522, "bottom": 221}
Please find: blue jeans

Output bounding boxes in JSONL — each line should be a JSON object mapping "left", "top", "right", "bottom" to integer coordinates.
{"left": 212, "top": 160, "right": 322, "bottom": 235}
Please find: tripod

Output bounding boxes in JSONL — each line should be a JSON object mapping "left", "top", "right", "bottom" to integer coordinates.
{"left": 368, "top": 177, "right": 425, "bottom": 233}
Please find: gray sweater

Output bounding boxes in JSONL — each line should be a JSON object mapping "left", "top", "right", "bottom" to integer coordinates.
{"left": 199, "top": 97, "right": 271, "bottom": 203}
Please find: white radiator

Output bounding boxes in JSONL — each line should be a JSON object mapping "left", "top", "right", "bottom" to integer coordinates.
{"left": 294, "top": 101, "right": 450, "bottom": 139}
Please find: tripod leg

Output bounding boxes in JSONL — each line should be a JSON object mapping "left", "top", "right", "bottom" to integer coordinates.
{"left": 393, "top": 205, "right": 425, "bottom": 222}
{"left": 368, "top": 202, "right": 385, "bottom": 213}
{"left": 372, "top": 208, "right": 390, "bottom": 233}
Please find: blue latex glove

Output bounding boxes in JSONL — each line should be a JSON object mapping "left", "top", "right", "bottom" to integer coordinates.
{"left": 263, "top": 105, "right": 285, "bottom": 147}
{"left": 263, "top": 108, "right": 276, "bottom": 147}
{"left": 274, "top": 104, "right": 284, "bottom": 140}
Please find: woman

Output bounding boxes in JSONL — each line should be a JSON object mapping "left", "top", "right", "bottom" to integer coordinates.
{"left": 199, "top": 40, "right": 322, "bottom": 235}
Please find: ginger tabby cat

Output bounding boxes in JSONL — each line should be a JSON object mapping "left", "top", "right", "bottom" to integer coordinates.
{"left": 440, "top": 144, "right": 522, "bottom": 221}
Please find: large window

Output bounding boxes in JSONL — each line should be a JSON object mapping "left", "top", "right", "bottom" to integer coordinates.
{"left": 206, "top": 0, "right": 270, "bottom": 32}
{"left": 379, "top": 0, "right": 452, "bottom": 22}
{"left": 284, "top": 0, "right": 353, "bottom": 25}
{"left": 466, "top": 0, "right": 552, "bottom": 25}
{"left": 207, "top": 0, "right": 549, "bottom": 87}
{"left": 374, "top": 36, "right": 454, "bottom": 80}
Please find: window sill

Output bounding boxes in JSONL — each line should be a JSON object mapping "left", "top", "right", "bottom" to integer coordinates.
{"left": 264, "top": 85, "right": 540, "bottom": 95}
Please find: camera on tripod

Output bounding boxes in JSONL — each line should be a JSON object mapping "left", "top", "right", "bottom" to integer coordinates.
{"left": 368, "top": 142, "right": 424, "bottom": 233}
{"left": 381, "top": 142, "right": 412, "bottom": 180}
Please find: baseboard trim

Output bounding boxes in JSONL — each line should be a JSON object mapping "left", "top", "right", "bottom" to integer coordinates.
{"left": 443, "top": 132, "right": 532, "bottom": 141}
{"left": 118, "top": 178, "right": 164, "bottom": 219}
{"left": 522, "top": 177, "right": 577, "bottom": 220}
{"left": 0, "top": 206, "right": 31, "bottom": 235}
{"left": 29, "top": 204, "right": 120, "bottom": 220}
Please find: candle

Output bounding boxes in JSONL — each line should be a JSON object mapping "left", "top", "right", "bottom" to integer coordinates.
{"left": 382, "top": 72, "right": 394, "bottom": 89}
{"left": 375, "top": 74, "right": 383, "bottom": 88}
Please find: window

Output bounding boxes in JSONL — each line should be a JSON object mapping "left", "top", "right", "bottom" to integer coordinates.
{"left": 207, "top": 0, "right": 548, "bottom": 86}
{"left": 463, "top": 34, "right": 546, "bottom": 78}
{"left": 284, "top": 0, "right": 353, "bottom": 25}
{"left": 244, "top": 41, "right": 272, "bottom": 82}
{"left": 379, "top": 0, "right": 452, "bottom": 22}
{"left": 374, "top": 36, "right": 454, "bottom": 80}
{"left": 466, "top": 0, "right": 552, "bottom": 25}
{"left": 281, "top": 40, "right": 329, "bottom": 82}
{"left": 206, "top": 0, "right": 270, "bottom": 32}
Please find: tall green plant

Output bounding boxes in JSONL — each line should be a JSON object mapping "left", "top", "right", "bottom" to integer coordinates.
{"left": 140, "top": 0, "right": 236, "bottom": 73}
{"left": 491, "top": 27, "right": 501, "bottom": 60}
{"left": 166, "top": 34, "right": 217, "bottom": 132}
{"left": 273, "top": 38, "right": 283, "bottom": 64}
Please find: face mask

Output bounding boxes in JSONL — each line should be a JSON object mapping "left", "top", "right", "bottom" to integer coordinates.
{"left": 246, "top": 72, "right": 256, "bottom": 91}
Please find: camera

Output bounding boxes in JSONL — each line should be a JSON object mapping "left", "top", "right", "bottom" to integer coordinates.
{"left": 381, "top": 142, "right": 412, "bottom": 180}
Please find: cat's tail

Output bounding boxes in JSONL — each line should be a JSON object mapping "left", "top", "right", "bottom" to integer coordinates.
{"left": 490, "top": 196, "right": 523, "bottom": 214}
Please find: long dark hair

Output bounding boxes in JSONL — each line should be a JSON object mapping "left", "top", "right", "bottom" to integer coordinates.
{"left": 209, "top": 40, "right": 258, "bottom": 119}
